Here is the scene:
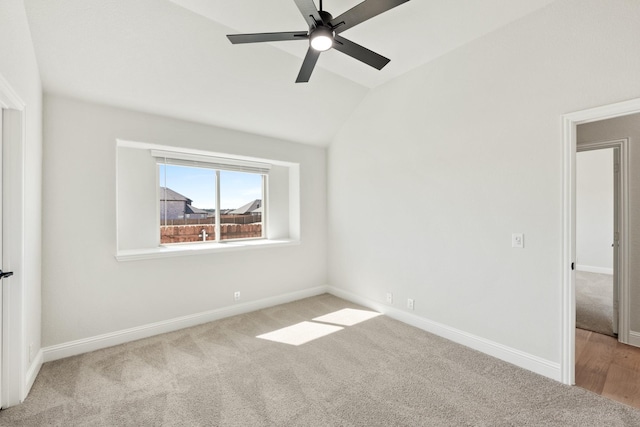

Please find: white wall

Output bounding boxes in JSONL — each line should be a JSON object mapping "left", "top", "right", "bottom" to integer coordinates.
{"left": 576, "top": 149, "right": 614, "bottom": 273}
{"left": 328, "top": 0, "right": 640, "bottom": 369}
{"left": 42, "top": 94, "right": 327, "bottom": 347}
{"left": 0, "top": 0, "right": 43, "bottom": 398}
{"left": 578, "top": 113, "right": 640, "bottom": 332}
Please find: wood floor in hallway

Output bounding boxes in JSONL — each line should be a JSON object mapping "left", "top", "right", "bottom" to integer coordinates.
{"left": 576, "top": 328, "right": 640, "bottom": 408}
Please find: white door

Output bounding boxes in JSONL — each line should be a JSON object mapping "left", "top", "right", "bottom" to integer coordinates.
{"left": 0, "top": 108, "right": 11, "bottom": 407}
{"left": 0, "top": 109, "right": 3, "bottom": 407}
{"left": 0, "top": 80, "right": 23, "bottom": 407}
{"left": 612, "top": 147, "right": 620, "bottom": 335}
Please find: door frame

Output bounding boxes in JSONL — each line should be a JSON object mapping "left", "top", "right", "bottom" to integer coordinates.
{"left": 0, "top": 73, "right": 26, "bottom": 407}
{"left": 576, "top": 140, "right": 628, "bottom": 338}
{"left": 561, "top": 98, "right": 640, "bottom": 385}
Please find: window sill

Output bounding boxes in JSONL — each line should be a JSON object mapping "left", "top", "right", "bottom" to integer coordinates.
{"left": 115, "top": 239, "right": 300, "bottom": 262}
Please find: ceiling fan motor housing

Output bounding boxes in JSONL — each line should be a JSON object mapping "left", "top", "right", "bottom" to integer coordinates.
{"left": 318, "top": 10, "right": 333, "bottom": 25}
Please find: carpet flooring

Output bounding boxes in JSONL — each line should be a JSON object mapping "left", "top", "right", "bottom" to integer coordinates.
{"left": 2, "top": 294, "right": 640, "bottom": 426}
{"left": 576, "top": 271, "right": 614, "bottom": 337}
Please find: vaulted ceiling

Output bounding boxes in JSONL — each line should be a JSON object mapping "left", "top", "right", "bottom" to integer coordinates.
{"left": 24, "top": 0, "right": 556, "bottom": 146}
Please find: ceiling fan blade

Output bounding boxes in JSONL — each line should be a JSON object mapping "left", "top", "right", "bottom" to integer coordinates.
{"left": 330, "top": 0, "right": 409, "bottom": 34}
{"left": 296, "top": 48, "right": 321, "bottom": 83}
{"left": 294, "top": 0, "right": 322, "bottom": 29}
{"left": 227, "top": 31, "right": 308, "bottom": 44}
{"left": 333, "top": 35, "right": 390, "bottom": 70}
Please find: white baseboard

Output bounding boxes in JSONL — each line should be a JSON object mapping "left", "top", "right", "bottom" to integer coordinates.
{"left": 24, "top": 349, "right": 43, "bottom": 401}
{"left": 42, "top": 286, "right": 328, "bottom": 362}
{"left": 576, "top": 265, "right": 613, "bottom": 275}
{"left": 629, "top": 331, "right": 640, "bottom": 348}
{"left": 327, "top": 286, "right": 561, "bottom": 382}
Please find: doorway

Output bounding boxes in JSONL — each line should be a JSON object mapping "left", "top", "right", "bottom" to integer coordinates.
{"left": 575, "top": 144, "right": 620, "bottom": 338}
{"left": 561, "top": 99, "right": 640, "bottom": 385}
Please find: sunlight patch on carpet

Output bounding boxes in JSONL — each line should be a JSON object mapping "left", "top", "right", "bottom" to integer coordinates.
{"left": 312, "top": 308, "right": 382, "bottom": 326}
{"left": 256, "top": 321, "right": 343, "bottom": 346}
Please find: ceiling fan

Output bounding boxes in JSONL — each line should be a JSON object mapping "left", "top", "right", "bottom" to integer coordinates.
{"left": 226, "top": 0, "right": 410, "bottom": 83}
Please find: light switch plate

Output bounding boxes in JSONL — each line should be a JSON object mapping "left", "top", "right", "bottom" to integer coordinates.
{"left": 512, "top": 233, "right": 524, "bottom": 248}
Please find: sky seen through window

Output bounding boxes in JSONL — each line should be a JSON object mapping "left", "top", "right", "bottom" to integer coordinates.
{"left": 160, "top": 165, "right": 262, "bottom": 210}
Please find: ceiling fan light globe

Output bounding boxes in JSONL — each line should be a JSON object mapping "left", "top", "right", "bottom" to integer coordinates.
{"left": 311, "top": 35, "right": 332, "bottom": 51}
{"left": 310, "top": 27, "right": 334, "bottom": 51}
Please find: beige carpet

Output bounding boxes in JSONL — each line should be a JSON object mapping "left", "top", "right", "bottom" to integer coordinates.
{"left": 576, "top": 271, "right": 614, "bottom": 337}
{"left": 2, "top": 294, "right": 640, "bottom": 426}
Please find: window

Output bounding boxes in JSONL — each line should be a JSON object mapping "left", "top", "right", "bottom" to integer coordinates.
{"left": 159, "top": 164, "right": 216, "bottom": 244}
{"left": 116, "top": 139, "right": 299, "bottom": 261}
{"left": 154, "top": 150, "right": 269, "bottom": 245}
{"left": 219, "top": 170, "right": 263, "bottom": 241}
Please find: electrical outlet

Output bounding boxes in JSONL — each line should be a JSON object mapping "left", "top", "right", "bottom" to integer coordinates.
{"left": 386, "top": 292, "right": 393, "bottom": 304}
{"left": 234, "top": 291, "right": 241, "bottom": 301}
{"left": 407, "top": 298, "right": 414, "bottom": 310}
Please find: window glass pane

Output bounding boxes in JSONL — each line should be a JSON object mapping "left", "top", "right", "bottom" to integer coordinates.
{"left": 219, "top": 170, "right": 263, "bottom": 241}
{"left": 159, "top": 164, "right": 216, "bottom": 244}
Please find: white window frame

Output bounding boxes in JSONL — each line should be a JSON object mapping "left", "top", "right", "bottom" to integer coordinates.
{"left": 153, "top": 150, "right": 269, "bottom": 245}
